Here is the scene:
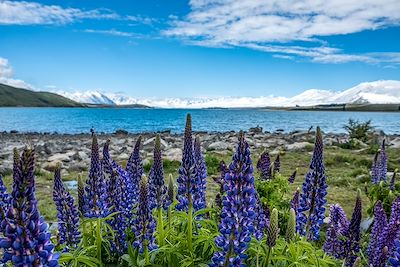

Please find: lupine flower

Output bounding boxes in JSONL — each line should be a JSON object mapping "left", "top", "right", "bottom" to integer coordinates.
{"left": 368, "top": 201, "right": 387, "bottom": 260}
{"left": 83, "top": 131, "right": 109, "bottom": 218}
{"left": 390, "top": 170, "right": 398, "bottom": 191}
{"left": 176, "top": 114, "right": 196, "bottom": 212}
{"left": 214, "top": 161, "right": 228, "bottom": 208}
{"left": 133, "top": 177, "right": 157, "bottom": 253}
{"left": 273, "top": 154, "right": 281, "bottom": 174}
{"left": 210, "top": 132, "right": 257, "bottom": 267}
{"left": 126, "top": 136, "right": 144, "bottom": 199}
{"left": 102, "top": 140, "right": 132, "bottom": 254}
{"left": 254, "top": 194, "right": 269, "bottom": 241}
{"left": 290, "top": 188, "right": 300, "bottom": 214}
{"left": 371, "top": 140, "right": 388, "bottom": 184}
{"left": 149, "top": 135, "right": 169, "bottom": 210}
{"left": 370, "top": 196, "right": 400, "bottom": 267}
{"left": 0, "top": 175, "right": 10, "bottom": 232}
{"left": 0, "top": 148, "right": 59, "bottom": 266}
{"left": 297, "top": 126, "right": 328, "bottom": 240}
{"left": 167, "top": 174, "right": 175, "bottom": 204}
{"left": 288, "top": 169, "right": 297, "bottom": 183}
{"left": 286, "top": 208, "right": 296, "bottom": 243}
{"left": 193, "top": 136, "right": 207, "bottom": 211}
{"left": 343, "top": 190, "right": 362, "bottom": 266}
{"left": 353, "top": 257, "right": 362, "bottom": 267}
{"left": 323, "top": 204, "right": 349, "bottom": 259}
{"left": 77, "top": 175, "right": 85, "bottom": 216}
{"left": 389, "top": 240, "right": 400, "bottom": 266}
{"left": 53, "top": 165, "right": 80, "bottom": 250}
{"left": 257, "top": 151, "right": 271, "bottom": 180}
{"left": 266, "top": 208, "right": 279, "bottom": 247}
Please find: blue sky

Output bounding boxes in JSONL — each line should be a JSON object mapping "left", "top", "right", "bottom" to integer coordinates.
{"left": 0, "top": 0, "right": 400, "bottom": 98}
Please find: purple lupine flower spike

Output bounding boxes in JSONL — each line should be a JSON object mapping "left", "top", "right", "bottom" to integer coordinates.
{"left": 0, "top": 148, "right": 59, "bottom": 266}
{"left": 323, "top": 204, "right": 349, "bottom": 259}
{"left": 176, "top": 114, "right": 196, "bottom": 211}
{"left": 390, "top": 170, "right": 398, "bottom": 191}
{"left": 368, "top": 201, "right": 388, "bottom": 266}
{"left": 389, "top": 240, "right": 400, "bottom": 266}
{"left": 53, "top": 165, "right": 81, "bottom": 250}
{"left": 371, "top": 196, "right": 400, "bottom": 267}
{"left": 273, "top": 154, "right": 281, "bottom": 174}
{"left": 0, "top": 174, "right": 10, "bottom": 232}
{"left": 193, "top": 136, "right": 207, "bottom": 211}
{"left": 133, "top": 177, "right": 157, "bottom": 253}
{"left": 290, "top": 188, "right": 300, "bottom": 215}
{"left": 288, "top": 169, "right": 297, "bottom": 183}
{"left": 297, "top": 126, "right": 328, "bottom": 241}
{"left": 83, "top": 131, "right": 109, "bottom": 218}
{"left": 257, "top": 151, "right": 271, "bottom": 180}
{"left": 126, "top": 136, "right": 144, "bottom": 198}
{"left": 343, "top": 190, "right": 362, "bottom": 266}
{"left": 213, "top": 161, "right": 228, "bottom": 208}
{"left": 371, "top": 152, "right": 380, "bottom": 184}
{"left": 77, "top": 175, "right": 85, "bottom": 216}
{"left": 371, "top": 140, "right": 388, "bottom": 184}
{"left": 380, "top": 140, "right": 388, "bottom": 181}
{"left": 210, "top": 132, "right": 257, "bottom": 267}
{"left": 254, "top": 194, "right": 269, "bottom": 240}
{"left": 149, "top": 135, "right": 169, "bottom": 210}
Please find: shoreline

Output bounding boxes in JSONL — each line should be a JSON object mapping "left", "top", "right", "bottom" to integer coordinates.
{"left": 1, "top": 128, "right": 399, "bottom": 177}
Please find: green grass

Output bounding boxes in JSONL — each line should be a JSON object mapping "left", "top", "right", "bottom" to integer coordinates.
{"left": 2, "top": 145, "right": 399, "bottom": 222}
{"left": 0, "top": 83, "right": 83, "bottom": 107}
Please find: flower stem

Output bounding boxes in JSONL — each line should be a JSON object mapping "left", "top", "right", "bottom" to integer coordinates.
{"left": 144, "top": 241, "right": 150, "bottom": 265}
{"left": 188, "top": 200, "right": 193, "bottom": 252}
{"left": 157, "top": 207, "right": 164, "bottom": 246}
{"left": 96, "top": 218, "right": 102, "bottom": 266}
{"left": 265, "top": 246, "right": 272, "bottom": 267}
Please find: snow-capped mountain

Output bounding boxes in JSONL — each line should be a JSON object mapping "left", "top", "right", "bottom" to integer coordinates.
{"left": 56, "top": 80, "right": 400, "bottom": 108}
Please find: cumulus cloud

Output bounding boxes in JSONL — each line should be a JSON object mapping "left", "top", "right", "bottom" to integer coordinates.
{"left": 0, "top": 57, "right": 34, "bottom": 89}
{"left": 164, "top": 0, "right": 400, "bottom": 64}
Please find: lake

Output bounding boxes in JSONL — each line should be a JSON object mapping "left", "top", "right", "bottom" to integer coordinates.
{"left": 0, "top": 108, "right": 399, "bottom": 134}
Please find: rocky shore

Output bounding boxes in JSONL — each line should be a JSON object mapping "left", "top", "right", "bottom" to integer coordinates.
{"left": 1, "top": 127, "right": 399, "bottom": 176}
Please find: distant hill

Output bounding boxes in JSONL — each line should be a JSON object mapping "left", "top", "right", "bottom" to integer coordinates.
{"left": 0, "top": 83, "right": 84, "bottom": 107}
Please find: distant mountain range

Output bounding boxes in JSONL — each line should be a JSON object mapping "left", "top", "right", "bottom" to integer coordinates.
{"left": 0, "top": 83, "right": 83, "bottom": 107}
{"left": 55, "top": 80, "right": 400, "bottom": 108}
{"left": 1, "top": 80, "right": 400, "bottom": 109}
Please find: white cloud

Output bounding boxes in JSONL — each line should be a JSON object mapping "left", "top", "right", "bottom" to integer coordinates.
{"left": 0, "top": 1, "right": 119, "bottom": 25}
{"left": 84, "top": 29, "right": 137, "bottom": 37}
{"left": 0, "top": 56, "right": 34, "bottom": 89}
{"left": 164, "top": 0, "right": 400, "bottom": 64}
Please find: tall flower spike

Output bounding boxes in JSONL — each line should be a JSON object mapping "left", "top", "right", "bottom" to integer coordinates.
{"left": 77, "top": 175, "right": 85, "bottom": 216}
{"left": 368, "top": 201, "right": 388, "bottom": 266}
{"left": 193, "top": 136, "right": 207, "bottom": 211}
{"left": 53, "top": 165, "right": 80, "bottom": 250}
{"left": 323, "top": 204, "right": 349, "bottom": 259}
{"left": 0, "top": 174, "right": 10, "bottom": 232}
{"left": 126, "top": 136, "right": 143, "bottom": 202}
{"left": 390, "top": 170, "right": 398, "bottom": 191}
{"left": 149, "top": 135, "right": 169, "bottom": 210}
{"left": 266, "top": 208, "right": 279, "bottom": 247}
{"left": 257, "top": 151, "right": 271, "bottom": 180}
{"left": 297, "top": 126, "right": 328, "bottom": 240}
{"left": 0, "top": 148, "right": 59, "bottom": 266}
{"left": 371, "top": 196, "right": 400, "bottom": 267}
{"left": 176, "top": 114, "right": 196, "bottom": 211}
{"left": 254, "top": 194, "right": 269, "bottom": 240}
{"left": 167, "top": 174, "right": 175, "bottom": 204}
{"left": 371, "top": 140, "right": 388, "bottom": 184}
{"left": 214, "top": 161, "right": 228, "bottom": 208}
{"left": 343, "top": 190, "right": 362, "bottom": 266}
{"left": 286, "top": 208, "right": 296, "bottom": 243}
{"left": 211, "top": 132, "right": 257, "bottom": 267}
{"left": 290, "top": 187, "right": 300, "bottom": 215}
{"left": 288, "top": 169, "right": 297, "bottom": 183}
{"left": 273, "top": 154, "right": 281, "bottom": 174}
{"left": 83, "top": 131, "right": 108, "bottom": 218}
{"left": 133, "top": 177, "right": 157, "bottom": 253}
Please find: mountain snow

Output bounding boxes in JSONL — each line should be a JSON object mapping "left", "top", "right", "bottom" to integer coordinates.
{"left": 55, "top": 80, "right": 400, "bottom": 108}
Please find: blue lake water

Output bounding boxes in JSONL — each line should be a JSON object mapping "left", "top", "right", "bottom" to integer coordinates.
{"left": 0, "top": 108, "right": 399, "bottom": 134}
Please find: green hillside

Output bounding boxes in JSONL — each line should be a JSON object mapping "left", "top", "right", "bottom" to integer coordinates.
{"left": 0, "top": 83, "right": 83, "bottom": 107}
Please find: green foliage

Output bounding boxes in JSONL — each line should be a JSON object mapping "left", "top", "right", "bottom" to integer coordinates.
{"left": 343, "top": 119, "right": 373, "bottom": 143}
{"left": 366, "top": 181, "right": 398, "bottom": 216}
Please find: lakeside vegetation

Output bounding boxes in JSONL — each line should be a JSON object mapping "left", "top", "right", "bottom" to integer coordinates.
{"left": 0, "top": 117, "right": 399, "bottom": 266}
